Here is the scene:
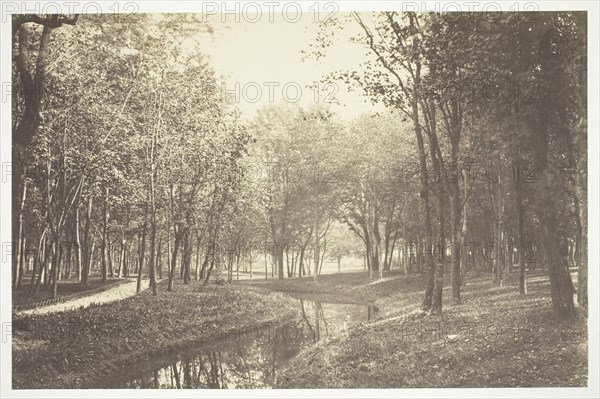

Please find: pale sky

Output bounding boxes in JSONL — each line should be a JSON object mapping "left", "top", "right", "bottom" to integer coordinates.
{"left": 197, "top": 13, "right": 383, "bottom": 121}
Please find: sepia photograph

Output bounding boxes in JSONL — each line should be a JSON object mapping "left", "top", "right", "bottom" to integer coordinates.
{"left": 1, "top": 1, "right": 598, "bottom": 397}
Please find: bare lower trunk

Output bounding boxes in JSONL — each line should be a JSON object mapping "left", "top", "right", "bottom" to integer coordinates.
{"left": 195, "top": 234, "right": 201, "bottom": 280}
{"left": 101, "top": 188, "right": 109, "bottom": 283}
{"left": 81, "top": 196, "right": 92, "bottom": 286}
{"left": 182, "top": 228, "right": 192, "bottom": 284}
{"left": 277, "top": 245, "right": 285, "bottom": 280}
{"left": 168, "top": 230, "right": 181, "bottom": 291}
{"left": 540, "top": 171, "right": 576, "bottom": 319}
{"left": 136, "top": 211, "right": 147, "bottom": 294}
{"left": 50, "top": 239, "right": 59, "bottom": 299}
{"left": 515, "top": 164, "right": 527, "bottom": 294}
{"left": 148, "top": 220, "right": 157, "bottom": 296}
{"left": 13, "top": 176, "right": 27, "bottom": 288}
{"left": 118, "top": 232, "right": 125, "bottom": 278}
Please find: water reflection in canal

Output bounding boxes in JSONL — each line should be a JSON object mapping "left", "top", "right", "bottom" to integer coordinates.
{"left": 106, "top": 296, "right": 378, "bottom": 389}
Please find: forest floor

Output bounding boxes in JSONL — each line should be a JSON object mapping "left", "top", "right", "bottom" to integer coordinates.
{"left": 11, "top": 280, "right": 298, "bottom": 389}
{"left": 243, "top": 269, "right": 588, "bottom": 388}
{"left": 12, "top": 277, "right": 128, "bottom": 308}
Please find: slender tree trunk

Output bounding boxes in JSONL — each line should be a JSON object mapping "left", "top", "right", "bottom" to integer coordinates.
{"left": 147, "top": 217, "right": 157, "bottom": 295}
{"left": 389, "top": 237, "right": 397, "bottom": 271}
{"left": 101, "top": 187, "right": 109, "bottom": 283}
{"left": 277, "top": 244, "right": 285, "bottom": 280}
{"left": 429, "top": 127, "right": 445, "bottom": 313}
{"left": 575, "top": 200, "right": 585, "bottom": 308}
{"left": 286, "top": 246, "right": 291, "bottom": 278}
{"left": 515, "top": 168, "right": 527, "bottom": 294}
{"left": 314, "top": 202, "right": 319, "bottom": 281}
{"left": 249, "top": 250, "right": 253, "bottom": 278}
{"left": 82, "top": 195, "right": 92, "bottom": 286}
{"left": 168, "top": 229, "right": 181, "bottom": 291}
{"left": 89, "top": 241, "right": 96, "bottom": 277}
{"left": 298, "top": 244, "right": 306, "bottom": 278}
{"left": 13, "top": 175, "right": 26, "bottom": 288}
{"left": 118, "top": 230, "right": 125, "bottom": 278}
{"left": 157, "top": 234, "right": 162, "bottom": 280}
{"left": 50, "top": 239, "right": 59, "bottom": 299}
{"left": 493, "top": 179, "right": 503, "bottom": 287}
{"left": 431, "top": 189, "right": 445, "bottom": 314}
{"left": 34, "top": 237, "right": 50, "bottom": 295}
{"left": 64, "top": 236, "right": 72, "bottom": 280}
{"left": 167, "top": 227, "right": 172, "bottom": 281}
{"left": 29, "top": 228, "right": 46, "bottom": 294}
{"left": 195, "top": 233, "right": 201, "bottom": 281}
{"left": 204, "top": 237, "right": 219, "bottom": 284}
{"left": 450, "top": 178, "right": 462, "bottom": 303}
{"left": 107, "top": 234, "right": 114, "bottom": 278}
{"left": 264, "top": 248, "right": 268, "bottom": 280}
{"left": 414, "top": 110, "right": 435, "bottom": 311}
{"left": 320, "top": 239, "right": 327, "bottom": 275}
{"left": 18, "top": 236, "right": 27, "bottom": 287}
{"left": 137, "top": 210, "right": 148, "bottom": 294}
{"left": 182, "top": 228, "right": 192, "bottom": 284}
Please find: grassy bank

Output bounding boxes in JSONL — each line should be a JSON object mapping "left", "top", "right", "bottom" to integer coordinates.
{"left": 12, "top": 280, "right": 298, "bottom": 389}
{"left": 13, "top": 270, "right": 588, "bottom": 389}
{"left": 241, "top": 269, "right": 425, "bottom": 309}
{"left": 244, "top": 270, "right": 588, "bottom": 388}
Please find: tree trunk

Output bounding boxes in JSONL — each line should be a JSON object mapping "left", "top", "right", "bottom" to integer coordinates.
{"left": 101, "top": 187, "right": 109, "bottom": 283}
{"left": 18, "top": 236, "right": 27, "bottom": 287}
{"left": 136, "top": 209, "right": 148, "bottom": 294}
{"left": 50, "top": 239, "right": 60, "bottom": 299}
{"left": 14, "top": 25, "right": 54, "bottom": 148}
{"left": 107, "top": 234, "right": 114, "bottom": 278}
{"left": 431, "top": 189, "right": 445, "bottom": 314}
{"left": 414, "top": 107, "right": 435, "bottom": 311}
{"left": 428, "top": 114, "right": 444, "bottom": 314}
{"left": 147, "top": 218, "right": 157, "bottom": 295}
{"left": 314, "top": 204, "right": 319, "bottom": 281}
{"left": 168, "top": 229, "right": 181, "bottom": 291}
{"left": 195, "top": 233, "right": 201, "bottom": 281}
{"left": 34, "top": 238, "right": 50, "bottom": 295}
{"left": 515, "top": 168, "right": 527, "bottom": 294}
{"left": 118, "top": 231, "right": 125, "bottom": 278}
{"left": 182, "top": 228, "right": 192, "bottom": 284}
{"left": 286, "top": 246, "right": 291, "bottom": 278}
{"left": 81, "top": 195, "right": 93, "bottom": 286}
{"left": 264, "top": 249, "right": 268, "bottom": 280}
{"left": 156, "top": 234, "right": 162, "bottom": 280}
{"left": 13, "top": 175, "right": 27, "bottom": 288}
{"left": 450, "top": 178, "right": 462, "bottom": 303}
{"left": 540, "top": 170, "right": 576, "bottom": 319}
{"left": 64, "top": 236, "right": 72, "bottom": 280}
{"left": 249, "top": 250, "right": 253, "bottom": 279}
{"left": 277, "top": 244, "right": 285, "bottom": 280}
